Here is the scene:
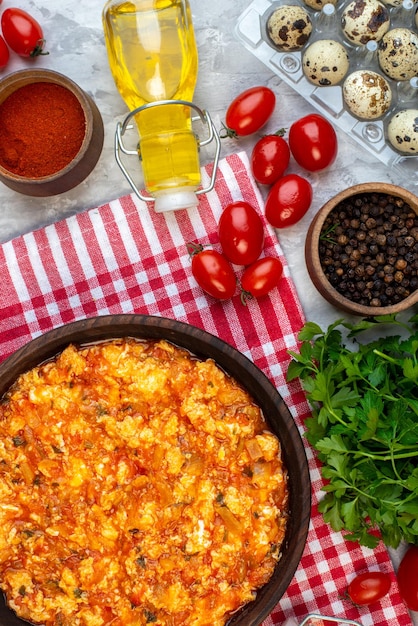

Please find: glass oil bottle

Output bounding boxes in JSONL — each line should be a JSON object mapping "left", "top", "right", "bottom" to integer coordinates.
{"left": 103, "top": 0, "right": 220, "bottom": 212}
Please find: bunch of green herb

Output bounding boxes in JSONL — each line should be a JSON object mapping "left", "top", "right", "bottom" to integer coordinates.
{"left": 287, "top": 314, "right": 418, "bottom": 549}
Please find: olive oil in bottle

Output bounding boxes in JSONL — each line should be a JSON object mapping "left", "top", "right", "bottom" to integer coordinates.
{"left": 103, "top": 0, "right": 201, "bottom": 211}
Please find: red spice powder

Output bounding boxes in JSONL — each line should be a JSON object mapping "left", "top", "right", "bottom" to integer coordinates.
{"left": 0, "top": 82, "right": 86, "bottom": 178}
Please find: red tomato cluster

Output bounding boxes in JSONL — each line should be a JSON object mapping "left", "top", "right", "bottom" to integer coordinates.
{"left": 188, "top": 201, "right": 283, "bottom": 303}
{"left": 223, "top": 87, "right": 338, "bottom": 229}
{"left": 0, "top": 6, "right": 47, "bottom": 70}
{"left": 256, "top": 115, "right": 337, "bottom": 228}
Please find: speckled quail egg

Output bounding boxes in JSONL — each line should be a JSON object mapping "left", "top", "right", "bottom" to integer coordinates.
{"left": 343, "top": 70, "right": 392, "bottom": 119}
{"left": 341, "top": 0, "right": 390, "bottom": 45}
{"left": 302, "top": 0, "right": 337, "bottom": 9}
{"left": 387, "top": 109, "right": 418, "bottom": 153}
{"left": 266, "top": 5, "right": 312, "bottom": 51}
{"left": 302, "top": 39, "right": 350, "bottom": 85}
{"left": 378, "top": 28, "right": 418, "bottom": 80}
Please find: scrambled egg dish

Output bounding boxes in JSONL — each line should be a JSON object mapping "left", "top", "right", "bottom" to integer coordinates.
{"left": 0, "top": 339, "right": 288, "bottom": 626}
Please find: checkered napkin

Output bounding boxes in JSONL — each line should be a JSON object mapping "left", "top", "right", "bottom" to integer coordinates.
{"left": 0, "top": 151, "right": 412, "bottom": 626}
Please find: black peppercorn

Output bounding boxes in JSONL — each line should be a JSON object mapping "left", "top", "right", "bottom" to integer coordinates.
{"left": 319, "top": 192, "right": 418, "bottom": 307}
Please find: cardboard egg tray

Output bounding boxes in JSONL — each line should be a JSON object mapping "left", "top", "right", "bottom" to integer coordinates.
{"left": 235, "top": 0, "right": 418, "bottom": 183}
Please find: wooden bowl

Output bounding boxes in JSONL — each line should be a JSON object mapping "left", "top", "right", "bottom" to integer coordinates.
{"left": 305, "top": 182, "right": 418, "bottom": 316}
{"left": 0, "top": 69, "right": 104, "bottom": 196}
{"left": 0, "top": 315, "right": 311, "bottom": 626}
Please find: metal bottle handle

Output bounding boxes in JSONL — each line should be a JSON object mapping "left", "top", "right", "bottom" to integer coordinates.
{"left": 299, "top": 614, "right": 362, "bottom": 626}
{"left": 115, "top": 99, "right": 221, "bottom": 204}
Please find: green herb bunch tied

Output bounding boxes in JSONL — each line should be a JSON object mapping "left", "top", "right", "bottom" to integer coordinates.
{"left": 287, "top": 314, "right": 418, "bottom": 549}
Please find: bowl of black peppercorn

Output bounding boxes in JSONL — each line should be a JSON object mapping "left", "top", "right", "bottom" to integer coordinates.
{"left": 305, "top": 182, "right": 418, "bottom": 316}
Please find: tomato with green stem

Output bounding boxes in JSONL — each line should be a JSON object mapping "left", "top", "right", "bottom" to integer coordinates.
{"left": 188, "top": 243, "right": 236, "bottom": 300}
{"left": 218, "top": 201, "right": 264, "bottom": 266}
{"left": 251, "top": 131, "right": 290, "bottom": 185}
{"left": 1, "top": 8, "right": 48, "bottom": 57}
{"left": 240, "top": 256, "right": 283, "bottom": 302}
{"left": 346, "top": 571, "right": 391, "bottom": 606}
{"left": 222, "top": 86, "right": 276, "bottom": 138}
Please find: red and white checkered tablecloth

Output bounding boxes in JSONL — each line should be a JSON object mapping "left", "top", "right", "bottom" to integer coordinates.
{"left": 0, "top": 151, "right": 412, "bottom": 626}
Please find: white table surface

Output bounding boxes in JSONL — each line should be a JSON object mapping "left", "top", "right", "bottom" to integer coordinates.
{"left": 0, "top": 1, "right": 416, "bottom": 624}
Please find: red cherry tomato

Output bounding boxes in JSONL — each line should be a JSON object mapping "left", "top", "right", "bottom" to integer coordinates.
{"left": 188, "top": 244, "right": 236, "bottom": 300}
{"left": 218, "top": 201, "right": 264, "bottom": 266}
{"left": 241, "top": 257, "right": 283, "bottom": 301}
{"left": 1, "top": 8, "right": 47, "bottom": 57}
{"left": 265, "top": 174, "right": 313, "bottom": 228}
{"left": 0, "top": 35, "right": 9, "bottom": 70}
{"left": 223, "top": 86, "right": 276, "bottom": 137}
{"left": 346, "top": 571, "right": 391, "bottom": 607}
{"left": 289, "top": 113, "right": 338, "bottom": 172}
{"left": 251, "top": 132, "right": 290, "bottom": 185}
{"left": 397, "top": 546, "right": 418, "bottom": 611}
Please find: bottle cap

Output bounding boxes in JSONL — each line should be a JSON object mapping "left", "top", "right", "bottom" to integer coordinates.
{"left": 154, "top": 188, "right": 199, "bottom": 213}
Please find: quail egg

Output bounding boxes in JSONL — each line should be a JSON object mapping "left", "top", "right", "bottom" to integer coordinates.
{"left": 343, "top": 70, "right": 392, "bottom": 119}
{"left": 378, "top": 28, "right": 418, "bottom": 80}
{"left": 387, "top": 109, "right": 418, "bottom": 153}
{"left": 341, "top": 0, "right": 390, "bottom": 45}
{"left": 303, "top": 39, "right": 350, "bottom": 85}
{"left": 302, "top": 0, "right": 337, "bottom": 9}
{"left": 266, "top": 5, "right": 312, "bottom": 51}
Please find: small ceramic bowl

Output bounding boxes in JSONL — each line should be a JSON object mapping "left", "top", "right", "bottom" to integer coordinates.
{"left": 0, "top": 69, "right": 104, "bottom": 197}
{"left": 305, "top": 182, "right": 418, "bottom": 316}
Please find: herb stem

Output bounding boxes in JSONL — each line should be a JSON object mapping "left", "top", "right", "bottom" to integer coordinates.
{"left": 349, "top": 448, "right": 418, "bottom": 462}
{"left": 373, "top": 349, "right": 397, "bottom": 364}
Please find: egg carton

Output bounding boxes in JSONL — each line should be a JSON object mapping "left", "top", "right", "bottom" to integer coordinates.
{"left": 235, "top": 0, "right": 418, "bottom": 183}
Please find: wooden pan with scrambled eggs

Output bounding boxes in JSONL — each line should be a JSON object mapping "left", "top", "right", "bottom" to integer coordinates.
{"left": 0, "top": 337, "right": 289, "bottom": 626}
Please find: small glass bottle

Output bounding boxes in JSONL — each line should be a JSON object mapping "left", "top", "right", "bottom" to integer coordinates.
{"left": 103, "top": 0, "right": 217, "bottom": 212}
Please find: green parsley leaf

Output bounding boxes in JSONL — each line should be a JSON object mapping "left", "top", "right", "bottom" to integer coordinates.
{"left": 288, "top": 315, "right": 418, "bottom": 549}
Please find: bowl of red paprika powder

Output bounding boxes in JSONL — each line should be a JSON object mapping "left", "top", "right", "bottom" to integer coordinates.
{"left": 305, "top": 182, "right": 418, "bottom": 316}
{"left": 0, "top": 69, "right": 104, "bottom": 196}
